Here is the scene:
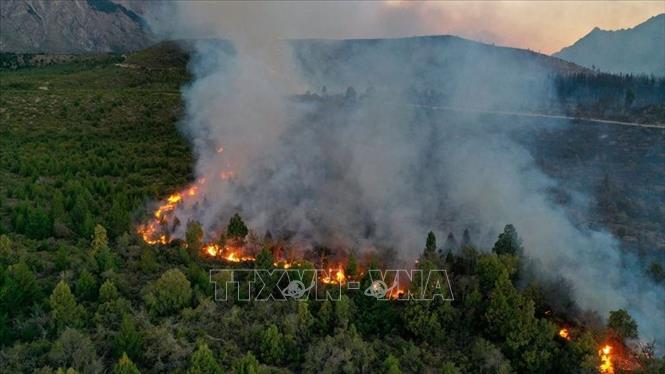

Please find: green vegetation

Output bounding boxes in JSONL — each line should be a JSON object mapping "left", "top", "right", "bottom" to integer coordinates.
{"left": 227, "top": 213, "right": 249, "bottom": 240}
{"left": 1, "top": 44, "right": 663, "bottom": 373}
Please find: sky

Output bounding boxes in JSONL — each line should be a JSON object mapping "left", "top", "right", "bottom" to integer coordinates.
{"left": 381, "top": 1, "right": 665, "bottom": 54}
{"left": 156, "top": 1, "right": 664, "bottom": 55}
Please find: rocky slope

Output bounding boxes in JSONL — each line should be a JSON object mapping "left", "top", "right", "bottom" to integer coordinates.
{"left": 0, "top": 0, "right": 154, "bottom": 53}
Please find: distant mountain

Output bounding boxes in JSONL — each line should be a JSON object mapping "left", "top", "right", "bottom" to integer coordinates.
{"left": 0, "top": 0, "right": 154, "bottom": 53}
{"left": 554, "top": 14, "right": 665, "bottom": 76}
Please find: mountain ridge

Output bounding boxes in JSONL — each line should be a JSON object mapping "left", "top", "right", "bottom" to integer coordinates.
{"left": 554, "top": 14, "right": 665, "bottom": 76}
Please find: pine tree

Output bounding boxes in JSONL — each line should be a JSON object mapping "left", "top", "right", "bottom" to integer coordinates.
{"left": 49, "top": 280, "right": 84, "bottom": 330}
{"left": 91, "top": 224, "right": 109, "bottom": 253}
{"left": 254, "top": 247, "right": 274, "bottom": 270}
{"left": 26, "top": 207, "right": 52, "bottom": 239}
{"left": 260, "top": 324, "right": 285, "bottom": 365}
{"left": 144, "top": 268, "right": 192, "bottom": 315}
{"left": 608, "top": 309, "right": 638, "bottom": 341}
{"left": 317, "top": 299, "right": 334, "bottom": 334}
{"left": 227, "top": 213, "right": 248, "bottom": 239}
{"left": 189, "top": 343, "right": 222, "bottom": 374}
{"left": 75, "top": 269, "right": 97, "bottom": 301}
{"left": 108, "top": 198, "right": 130, "bottom": 238}
{"left": 1, "top": 262, "right": 40, "bottom": 315}
{"left": 186, "top": 221, "right": 204, "bottom": 253}
{"left": 114, "top": 353, "right": 141, "bottom": 374}
{"left": 297, "top": 300, "right": 313, "bottom": 335}
{"left": 462, "top": 228, "right": 472, "bottom": 247}
{"left": 99, "top": 279, "right": 119, "bottom": 302}
{"left": 492, "top": 224, "right": 522, "bottom": 255}
{"left": 71, "top": 195, "right": 94, "bottom": 237}
{"left": 383, "top": 355, "right": 402, "bottom": 374}
{"left": 443, "top": 232, "right": 458, "bottom": 252}
{"left": 424, "top": 231, "right": 436, "bottom": 257}
{"left": 335, "top": 295, "right": 353, "bottom": 329}
{"left": 115, "top": 314, "right": 143, "bottom": 360}
{"left": 0, "top": 235, "right": 10, "bottom": 257}
{"left": 234, "top": 352, "right": 259, "bottom": 374}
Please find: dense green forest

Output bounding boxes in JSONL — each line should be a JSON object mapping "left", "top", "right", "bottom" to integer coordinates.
{"left": 1, "top": 44, "right": 663, "bottom": 373}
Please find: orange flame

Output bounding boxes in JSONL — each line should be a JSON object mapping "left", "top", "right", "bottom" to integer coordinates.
{"left": 137, "top": 182, "right": 205, "bottom": 244}
{"left": 388, "top": 288, "right": 405, "bottom": 299}
{"left": 199, "top": 242, "right": 256, "bottom": 263}
{"left": 559, "top": 328, "right": 571, "bottom": 340}
{"left": 204, "top": 243, "right": 220, "bottom": 256}
{"left": 599, "top": 344, "right": 614, "bottom": 374}
{"left": 223, "top": 251, "right": 255, "bottom": 262}
{"left": 321, "top": 266, "right": 346, "bottom": 284}
{"left": 274, "top": 260, "right": 293, "bottom": 269}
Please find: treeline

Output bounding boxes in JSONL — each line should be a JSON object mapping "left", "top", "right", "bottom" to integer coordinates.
{"left": 553, "top": 72, "right": 665, "bottom": 123}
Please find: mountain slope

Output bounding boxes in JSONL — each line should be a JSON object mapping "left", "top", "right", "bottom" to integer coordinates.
{"left": 292, "top": 35, "right": 589, "bottom": 110}
{"left": 0, "top": 0, "right": 154, "bottom": 53}
{"left": 554, "top": 14, "right": 665, "bottom": 76}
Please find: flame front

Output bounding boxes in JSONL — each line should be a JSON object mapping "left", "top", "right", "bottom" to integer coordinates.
{"left": 223, "top": 249, "right": 255, "bottom": 263}
{"left": 137, "top": 181, "right": 204, "bottom": 244}
{"left": 598, "top": 344, "right": 614, "bottom": 374}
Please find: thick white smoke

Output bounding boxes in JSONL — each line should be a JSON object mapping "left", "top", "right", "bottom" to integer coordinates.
{"left": 148, "top": 2, "right": 665, "bottom": 348}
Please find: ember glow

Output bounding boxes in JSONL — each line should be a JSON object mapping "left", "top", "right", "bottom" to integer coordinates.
{"left": 558, "top": 328, "right": 571, "bottom": 340}
{"left": 219, "top": 170, "right": 235, "bottom": 181}
{"left": 222, "top": 247, "right": 255, "bottom": 263}
{"left": 321, "top": 266, "right": 347, "bottom": 285}
{"left": 201, "top": 242, "right": 255, "bottom": 263}
{"left": 388, "top": 287, "right": 406, "bottom": 300}
{"left": 599, "top": 344, "right": 614, "bottom": 374}
{"left": 204, "top": 243, "right": 220, "bottom": 257}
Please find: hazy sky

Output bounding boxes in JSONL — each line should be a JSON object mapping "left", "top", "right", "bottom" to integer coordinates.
{"left": 383, "top": 1, "right": 665, "bottom": 54}
{"left": 159, "top": 1, "right": 664, "bottom": 55}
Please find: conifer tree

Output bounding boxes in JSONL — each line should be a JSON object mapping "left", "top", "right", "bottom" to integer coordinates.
{"left": 189, "top": 343, "right": 222, "bottom": 374}
{"left": 114, "top": 353, "right": 141, "bottom": 374}
{"left": 49, "top": 280, "right": 84, "bottom": 330}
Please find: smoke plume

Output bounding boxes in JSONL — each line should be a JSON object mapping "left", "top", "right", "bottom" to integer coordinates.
{"left": 148, "top": 2, "right": 665, "bottom": 347}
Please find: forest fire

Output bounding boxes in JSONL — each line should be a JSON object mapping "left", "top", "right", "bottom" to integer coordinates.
{"left": 203, "top": 243, "right": 220, "bottom": 256}
{"left": 201, "top": 243, "right": 255, "bottom": 262}
{"left": 222, "top": 248, "right": 255, "bottom": 263}
{"left": 388, "top": 287, "right": 406, "bottom": 299}
{"left": 558, "top": 328, "right": 571, "bottom": 340}
{"left": 599, "top": 344, "right": 614, "bottom": 374}
{"left": 137, "top": 180, "right": 205, "bottom": 245}
{"left": 321, "top": 266, "right": 347, "bottom": 284}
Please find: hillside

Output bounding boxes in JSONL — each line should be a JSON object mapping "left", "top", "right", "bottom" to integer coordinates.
{"left": 293, "top": 35, "right": 664, "bottom": 123}
{"left": 0, "top": 0, "right": 154, "bottom": 53}
{"left": 554, "top": 14, "right": 665, "bottom": 76}
{"left": 293, "top": 35, "right": 589, "bottom": 111}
